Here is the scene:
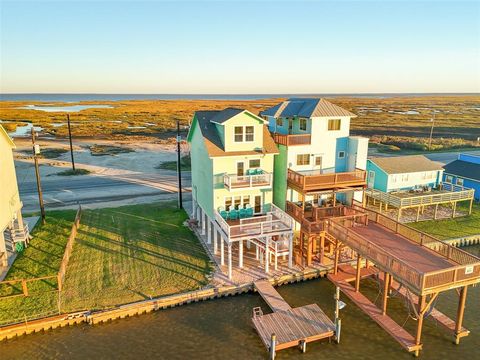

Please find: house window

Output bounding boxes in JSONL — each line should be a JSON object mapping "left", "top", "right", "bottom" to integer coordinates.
{"left": 234, "top": 126, "right": 243, "bottom": 142}
{"left": 243, "top": 195, "right": 250, "bottom": 208}
{"left": 299, "top": 118, "right": 307, "bottom": 131}
{"left": 445, "top": 175, "right": 453, "bottom": 183}
{"left": 225, "top": 197, "right": 233, "bottom": 211}
{"left": 456, "top": 178, "right": 464, "bottom": 186}
{"left": 402, "top": 174, "right": 409, "bottom": 182}
{"left": 234, "top": 196, "right": 242, "bottom": 210}
{"left": 249, "top": 159, "right": 260, "bottom": 168}
{"left": 276, "top": 118, "right": 283, "bottom": 126}
{"left": 338, "top": 151, "right": 345, "bottom": 159}
{"left": 245, "top": 126, "right": 254, "bottom": 142}
{"left": 297, "top": 154, "right": 310, "bottom": 166}
{"left": 315, "top": 156, "right": 322, "bottom": 166}
{"left": 328, "top": 119, "right": 341, "bottom": 131}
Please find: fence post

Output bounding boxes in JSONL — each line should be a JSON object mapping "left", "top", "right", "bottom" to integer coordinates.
{"left": 21, "top": 279, "right": 29, "bottom": 297}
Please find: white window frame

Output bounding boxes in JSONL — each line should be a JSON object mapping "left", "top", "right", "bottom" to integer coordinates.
{"left": 276, "top": 118, "right": 283, "bottom": 127}
{"left": 234, "top": 126, "right": 244, "bottom": 142}
{"left": 328, "top": 119, "right": 341, "bottom": 131}
{"left": 299, "top": 118, "right": 307, "bottom": 131}
{"left": 456, "top": 178, "right": 464, "bottom": 186}
{"left": 296, "top": 154, "right": 310, "bottom": 166}
{"left": 338, "top": 151, "right": 345, "bottom": 159}
{"left": 249, "top": 159, "right": 261, "bottom": 169}
{"left": 445, "top": 175, "right": 453, "bottom": 183}
{"left": 233, "top": 125, "right": 254, "bottom": 143}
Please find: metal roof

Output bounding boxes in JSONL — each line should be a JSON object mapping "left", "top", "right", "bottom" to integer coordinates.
{"left": 261, "top": 98, "right": 356, "bottom": 118}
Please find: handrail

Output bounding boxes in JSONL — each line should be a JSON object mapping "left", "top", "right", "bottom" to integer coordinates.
{"left": 223, "top": 172, "right": 272, "bottom": 190}
{"left": 273, "top": 133, "right": 311, "bottom": 146}
{"left": 287, "top": 168, "right": 367, "bottom": 191}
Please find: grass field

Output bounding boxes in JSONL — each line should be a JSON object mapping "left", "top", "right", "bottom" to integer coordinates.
{"left": 409, "top": 203, "right": 480, "bottom": 239}
{"left": 0, "top": 202, "right": 212, "bottom": 324}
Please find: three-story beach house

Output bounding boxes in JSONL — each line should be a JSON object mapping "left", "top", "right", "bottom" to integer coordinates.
{"left": 0, "top": 125, "right": 29, "bottom": 273}
{"left": 261, "top": 98, "right": 369, "bottom": 266}
{"left": 187, "top": 108, "right": 294, "bottom": 280}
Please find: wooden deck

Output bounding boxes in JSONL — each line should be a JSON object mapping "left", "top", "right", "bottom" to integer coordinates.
{"left": 328, "top": 268, "right": 422, "bottom": 353}
{"left": 252, "top": 280, "right": 335, "bottom": 354}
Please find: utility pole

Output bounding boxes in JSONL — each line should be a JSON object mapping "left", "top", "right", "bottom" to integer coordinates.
{"left": 428, "top": 111, "right": 435, "bottom": 151}
{"left": 31, "top": 127, "right": 46, "bottom": 224}
{"left": 66, "top": 114, "right": 75, "bottom": 171}
{"left": 176, "top": 120, "right": 183, "bottom": 209}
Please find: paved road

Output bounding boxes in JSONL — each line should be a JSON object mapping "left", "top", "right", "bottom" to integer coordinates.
{"left": 19, "top": 170, "right": 192, "bottom": 212}
{"left": 368, "top": 149, "right": 480, "bottom": 164}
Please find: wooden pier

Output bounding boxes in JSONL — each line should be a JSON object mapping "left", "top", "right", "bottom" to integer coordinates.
{"left": 329, "top": 265, "right": 421, "bottom": 353}
{"left": 252, "top": 280, "right": 336, "bottom": 358}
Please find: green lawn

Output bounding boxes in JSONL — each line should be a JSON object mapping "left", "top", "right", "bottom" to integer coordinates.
{"left": 0, "top": 202, "right": 212, "bottom": 325}
{"left": 0, "top": 210, "right": 77, "bottom": 324}
{"left": 409, "top": 203, "right": 480, "bottom": 240}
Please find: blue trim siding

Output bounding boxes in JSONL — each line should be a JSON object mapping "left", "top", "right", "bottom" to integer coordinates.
{"left": 366, "top": 160, "right": 388, "bottom": 192}
{"left": 335, "top": 137, "right": 348, "bottom": 172}
{"left": 444, "top": 173, "right": 480, "bottom": 201}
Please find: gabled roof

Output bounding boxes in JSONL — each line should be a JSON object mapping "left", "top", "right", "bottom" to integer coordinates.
{"left": 261, "top": 98, "right": 356, "bottom": 118}
{"left": 0, "top": 125, "right": 16, "bottom": 148}
{"left": 209, "top": 108, "right": 245, "bottom": 124}
{"left": 189, "top": 109, "right": 278, "bottom": 157}
{"left": 369, "top": 155, "right": 444, "bottom": 175}
{"left": 444, "top": 160, "right": 480, "bottom": 182}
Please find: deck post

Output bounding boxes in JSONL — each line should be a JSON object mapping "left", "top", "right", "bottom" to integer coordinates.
{"left": 382, "top": 272, "right": 389, "bottom": 315}
{"left": 333, "top": 241, "right": 340, "bottom": 275}
{"left": 455, "top": 286, "right": 468, "bottom": 344}
{"left": 227, "top": 243, "right": 232, "bottom": 280}
{"left": 288, "top": 233, "right": 293, "bottom": 269}
{"left": 397, "top": 208, "right": 402, "bottom": 222}
{"left": 196, "top": 207, "right": 201, "bottom": 227}
{"left": 191, "top": 199, "right": 196, "bottom": 219}
{"left": 299, "top": 340, "right": 307, "bottom": 353}
{"left": 415, "top": 295, "right": 426, "bottom": 356}
{"left": 355, "top": 254, "right": 361, "bottom": 292}
{"left": 306, "top": 235, "right": 313, "bottom": 267}
{"left": 265, "top": 237, "right": 270, "bottom": 273}
{"left": 201, "top": 209, "right": 206, "bottom": 235}
{"left": 452, "top": 201, "right": 457, "bottom": 218}
{"left": 213, "top": 229, "right": 218, "bottom": 254}
{"left": 416, "top": 206, "right": 421, "bottom": 222}
{"left": 434, "top": 203, "right": 439, "bottom": 220}
{"left": 207, "top": 218, "right": 211, "bottom": 244}
{"left": 239, "top": 240, "right": 244, "bottom": 268}
{"left": 469, "top": 198, "right": 474, "bottom": 215}
{"left": 256, "top": 244, "right": 259, "bottom": 260}
{"left": 270, "top": 333, "right": 276, "bottom": 360}
{"left": 220, "top": 237, "right": 225, "bottom": 266}
{"left": 320, "top": 233, "right": 325, "bottom": 265}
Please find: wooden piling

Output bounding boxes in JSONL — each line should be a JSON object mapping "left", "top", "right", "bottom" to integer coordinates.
{"left": 455, "top": 286, "right": 468, "bottom": 344}
{"left": 270, "top": 333, "right": 276, "bottom": 360}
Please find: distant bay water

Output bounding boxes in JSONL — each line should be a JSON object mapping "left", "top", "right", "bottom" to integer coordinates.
{"left": 1, "top": 93, "right": 477, "bottom": 102}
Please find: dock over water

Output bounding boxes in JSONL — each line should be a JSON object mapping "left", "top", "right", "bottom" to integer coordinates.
{"left": 252, "top": 280, "right": 336, "bottom": 357}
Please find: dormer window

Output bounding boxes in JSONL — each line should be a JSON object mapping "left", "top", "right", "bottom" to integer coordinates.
{"left": 234, "top": 126, "right": 254, "bottom": 142}
{"left": 276, "top": 118, "right": 283, "bottom": 126}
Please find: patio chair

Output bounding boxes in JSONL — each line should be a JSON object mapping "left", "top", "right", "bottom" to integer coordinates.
{"left": 246, "top": 207, "right": 254, "bottom": 217}
{"left": 247, "top": 169, "right": 255, "bottom": 175}
{"left": 239, "top": 208, "right": 247, "bottom": 219}
{"left": 254, "top": 168, "right": 263, "bottom": 175}
{"left": 229, "top": 209, "right": 239, "bottom": 220}
{"left": 218, "top": 206, "right": 225, "bottom": 212}
{"left": 220, "top": 210, "right": 228, "bottom": 221}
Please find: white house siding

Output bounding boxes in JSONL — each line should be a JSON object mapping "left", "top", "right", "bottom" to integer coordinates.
{"left": 387, "top": 170, "right": 443, "bottom": 192}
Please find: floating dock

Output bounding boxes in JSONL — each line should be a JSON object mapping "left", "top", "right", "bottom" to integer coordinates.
{"left": 252, "top": 280, "right": 336, "bottom": 358}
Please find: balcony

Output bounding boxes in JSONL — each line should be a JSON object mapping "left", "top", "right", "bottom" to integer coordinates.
{"left": 224, "top": 172, "right": 273, "bottom": 190}
{"left": 273, "top": 133, "right": 311, "bottom": 146}
{"left": 287, "top": 168, "right": 367, "bottom": 192}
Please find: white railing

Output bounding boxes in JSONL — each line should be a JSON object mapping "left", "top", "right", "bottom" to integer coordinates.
{"left": 214, "top": 204, "right": 294, "bottom": 241}
{"left": 223, "top": 172, "right": 273, "bottom": 190}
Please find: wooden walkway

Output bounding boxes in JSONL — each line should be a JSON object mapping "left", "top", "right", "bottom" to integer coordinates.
{"left": 254, "top": 280, "right": 292, "bottom": 312}
{"left": 252, "top": 280, "right": 335, "bottom": 354}
{"left": 377, "top": 273, "right": 470, "bottom": 340}
{"left": 328, "top": 269, "right": 421, "bottom": 353}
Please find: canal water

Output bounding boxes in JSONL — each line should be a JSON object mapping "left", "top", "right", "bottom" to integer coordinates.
{"left": 2, "top": 246, "right": 479, "bottom": 360}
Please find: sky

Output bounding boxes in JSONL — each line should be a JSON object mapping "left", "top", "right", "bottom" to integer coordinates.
{"left": 0, "top": 0, "right": 479, "bottom": 94}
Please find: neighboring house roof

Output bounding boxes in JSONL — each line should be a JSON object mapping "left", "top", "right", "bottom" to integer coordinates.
{"left": 191, "top": 110, "right": 278, "bottom": 157}
{"left": 209, "top": 108, "right": 245, "bottom": 124}
{"left": 368, "top": 155, "right": 444, "bottom": 174}
{"left": 444, "top": 160, "right": 480, "bottom": 182}
{"left": 0, "top": 125, "right": 16, "bottom": 148}
{"left": 261, "top": 98, "right": 356, "bottom": 118}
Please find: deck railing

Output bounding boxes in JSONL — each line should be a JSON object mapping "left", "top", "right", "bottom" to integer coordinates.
{"left": 287, "top": 168, "right": 366, "bottom": 192}
{"left": 365, "top": 185, "right": 474, "bottom": 209}
{"left": 340, "top": 203, "right": 480, "bottom": 294}
{"left": 273, "top": 133, "right": 311, "bottom": 146}
{"left": 224, "top": 172, "right": 272, "bottom": 190}
{"left": 215, "top": 204, "right": 293, "bottom": 241}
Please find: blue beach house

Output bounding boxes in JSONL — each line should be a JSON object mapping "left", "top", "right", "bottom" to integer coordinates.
{"left": 443, "top": 153, "right": 480, "bottom": 201}
{"left": 366, "top": 155, "right": 444, "bottom": 192}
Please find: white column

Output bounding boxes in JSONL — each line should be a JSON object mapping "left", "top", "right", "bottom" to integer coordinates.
{"left": 196, "top": 207, "right": 201, "bottom": 225}
{"left": 246, "top": 240, "right": 251, "bottom": 249}
{"left": 255, "top": 244, "right": 259, "bottom": 260}
{"left": 265, "top": 237, "right": 270, "bottom": 273}
{"left": 201, "top": 209, "right": 206, "bottom": 235}
{"left": 220, "top": 237, "right": 225, "bottom": 266}
{"left": 214, "top": 229, "right": 218, "bottom": 254}
{"left": 288, "top": 233, "right": 293, "bottom": 268}
{"left": 228, "top": 243, "right": 233, "bottom": 280}
{"left": 192, "top": 199, "right": 196, "bottom": 219}
{"left": 207, "top": 219, "right": 212, "bottom": 244}
{"left": 239, "top": 240, "right": 244, "bottom": 268}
